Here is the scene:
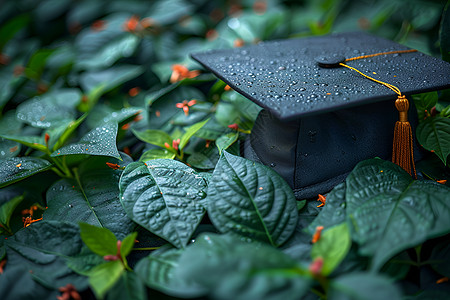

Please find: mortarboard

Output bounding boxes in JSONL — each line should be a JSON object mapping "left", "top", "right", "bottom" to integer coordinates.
{"left": 191, "top": 32, "right": 450, "bottom": 199}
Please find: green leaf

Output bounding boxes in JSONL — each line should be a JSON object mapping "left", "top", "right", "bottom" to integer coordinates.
{"left": 216, "top": 132, "right": 239, "bottom": 154}
{"left": 0, "top": 157, "right": 52, "bottom": 188}
{"left": 51, "top": 122, "right": 121, "bottom": 159}
{"left": 66, "top": 247, "right": 105, "bottom": 276}
{"left": 16, "top": 89, "right": 82, "bottom": 128}
{"left": 119, "top": 160, "right": 207, "bottom": 248}
{"left": 416, "top": 117, "right": 450, "bottom": 165}
{"left": 52, "top": 113, "right": 89, "bottom": 151}
{"left": 176, "top": 233, "right": 312, "bottom": 300}
{"left": 120, "top": 232, "right": 137, "bottom": 259}
{"left": 328, "top": 272, "right": 402, "bottom": 300}
{"left": 135, "top": 246, "right": 207, "bottom": 298}
{"left": 132, "top": 129, "right": 173, "bottom": 149}
{"left": 106, "top": 271, "right": 147, "bottom": 300}
{"left": 430, "top": 240, "right": 450, "bottom": 277}
{"left": 0, "top": 194, "right": 24, "bottom": 234}
{"left": 346, "top": 158, "right": 450, "bottom": 270}
{"left": 140, "top": 149, "right": 176, "bottom": 161}
{"left": 80, "top": 65, "right": 145, "bottom": 94}
{"left": 76, "top": 34, "right": 139, "bottom": 70}
{"left": 186, "top": 145, "right": 219, "bottom": 170}
{"left": 206, "top": 151, "right": 298, "bottom": 247}
{"left": 311, "top": 223, "right": 351, "bottom": 276}
{"left": 5, "top": 220, "right": 87, "bottom": 289}
{"left": 44, "top": 163, "right": 135, "bottom": 239}
{"left": 412, "top": 92, "right": 438, "bottom": 121}
{"left": 179, "top": 118, "right": 209, "bottom": 150}
{"left": 79, "top": 223, "right": 118, "bottom": 257}
{"left": 25, "top": 48, "right": 56, "bottom": 80}
{"left": 89, "top": 260, "right": 124, "bottom": 299}
{"left": 0, "top": 134, "right": 47, "bottom": 153}
{"left": 0, "top": 14, "right": 30, "bottom": 51}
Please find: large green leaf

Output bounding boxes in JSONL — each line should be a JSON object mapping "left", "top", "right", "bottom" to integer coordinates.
{"left": 119, "top": 160, "right": 208, "bottom": 248}
{"left": 206, "top": 151, "right": 298, "bottom": 247}
{"left": 179, "top": 118, "right": 209, "bottom": 150}
{"left": 346, "top": 159, "right": 450, "bottom": 270}
{"left": 0, "top": 157, "right": 52, "bottom": 188}
{"left": 311, "top": 223, "right": 351, "bottom": 276}
{"left": 5, "top": 220, "right": 88, "bottom": 289}
{"left": 328, "top": 272, "right": 402, "bottom": 300}
{"left": 132, "top": 129, "right": 173, "bottom": 149}
{"left": 416, "top": 117, "right": 450, "bottom": 165}
{"left": 51, "top": 122, "right": 121, "bottom": 159}
{"left": 44, "top": 164, "right": 134, "bottom": 239}
{"left": 135, "top": 246, "right": 207, "bottom": 298}
{"left": 176, "top": 233, "right": 311, "bottom": 300}
{"left": 16, "top": 89, "right": 81, "bottom": 128}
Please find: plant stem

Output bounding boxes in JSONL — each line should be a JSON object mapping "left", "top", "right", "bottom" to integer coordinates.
{"left": 310, "top": 288, "right": 326, "bottom": 299}
{"left": 132, "top": 247, "right": 161, "bottom": 251}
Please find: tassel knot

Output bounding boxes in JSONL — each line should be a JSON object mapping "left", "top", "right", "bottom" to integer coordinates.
{"left": 392, "top": 95, "right": 416, "bottom": 178}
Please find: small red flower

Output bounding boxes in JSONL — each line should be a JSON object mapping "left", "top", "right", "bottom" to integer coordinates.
{"left": 309, "top": 257, "right": 324, "bottom": 276}
{"left": 437, "top": 179, "right": 447, "bottom": 184}
{"left": 57, "top": 284, "right": 81, "bottom": 300}
{"left": 106, "top": 162, "right": 122, "bottom": 170}
{"left": 45, "top": 133, "right": 50, "bottom": 147}
{"left": 172, "top": 139, "right": 181, "bottom": 151}
{"left": 176, "top": 99, "right": 197, "bottom": 116}
{"left": 228, "top": 123, "right": 240, "bottom": 131}
{"left": 233, "top": 38, "right": 245, "bottom": 48}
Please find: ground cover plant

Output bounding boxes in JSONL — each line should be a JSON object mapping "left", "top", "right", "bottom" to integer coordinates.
{"left": 0, "top": 0, "right": 449, "bottom": 299}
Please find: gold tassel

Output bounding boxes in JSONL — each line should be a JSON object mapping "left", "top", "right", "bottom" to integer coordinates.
{"left": 392, "top": 95, "right": 416, "bottom": 178}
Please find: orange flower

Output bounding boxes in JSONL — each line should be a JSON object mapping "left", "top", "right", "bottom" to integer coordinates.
{"left": 0, "top": 259, "right": 6, "bottom": 274}
{"left": 311, "top": 226, "right": 324, "bottom": 244}
{"left": 0, "top": 53, "right": 10, "bottom": 65}
{"left": 437, "top": 277, "right": 449, "bottom": 284}
{"left": 233, "top": 38, "right": 245, "bottom": 48}
{"left": 437, "top": 179, "right": 447, "bottom": 184}
{"left": 45, "top": 133, "right": 50, "bottom": 147}
{"left": 170, "top": 64, "right": 200, "bottom": 83}
{"left": 128, "top": 87, "right": 140, "bottom": 97}
{"left": 253, "top": 0, "right": 267, "bottom": 14}
{"left": 176, "top": 99, "right": 197, "bottom": 116}
{"left": 123, "top": 15, "right": 140, "bottom": 32}
{"left": 316, "top": 194, "right": 326, "bottom": 207}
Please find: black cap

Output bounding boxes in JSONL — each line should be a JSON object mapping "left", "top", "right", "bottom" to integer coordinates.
{"left": 191, "top": 32, "right": 450, "bottom": 198}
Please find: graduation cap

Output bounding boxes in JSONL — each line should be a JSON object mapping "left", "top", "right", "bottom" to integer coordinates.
{"left": 191, "top": 32, "right": 450, "bottom": 199}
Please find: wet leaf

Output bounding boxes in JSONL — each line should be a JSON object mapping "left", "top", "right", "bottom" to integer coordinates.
{"left": 89, "top": 260, "right": 124, "bottom": 299}
{"left": 0, "top": 157, "right": 52, "bottom": 188}
{"left": 140, "top": 148, "right": 175, "bottom": 161}
{"left": 206, "top": 151, "right": 298, "bottom": 247}
{"left": 44, "top": 165, "right": 135, "bottom": 239}
{"left": 416, "top": 117, "right": 450, "bottom": 165}
{"left": 346, "top": 159, "right": 450, "bottom": 270}
{"left": 16, "top": 89, "right": 81, "bottom": 128}
{"left": 51, "top": 122, "right": 121, "bottom": 159}
{"left": 216, "top": 132, "right": 239, "bottom": 154}
{"left": 119, "top": 160, "right": 207, "bottom": 248}
{"left": 132, "top": 129, "right": 173, "bottom": 149}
